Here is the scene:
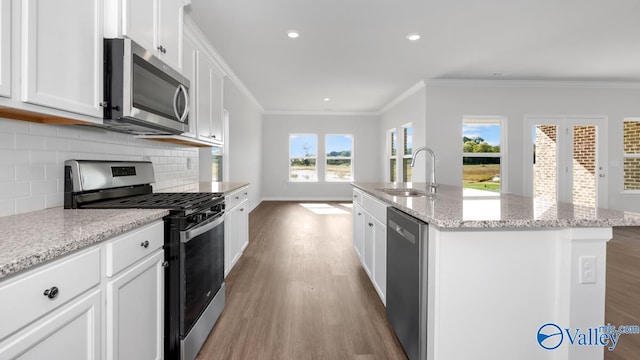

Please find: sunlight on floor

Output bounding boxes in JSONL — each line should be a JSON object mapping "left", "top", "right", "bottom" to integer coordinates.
{"left": 299, "top": 203, "right": 350, "bottom": 215}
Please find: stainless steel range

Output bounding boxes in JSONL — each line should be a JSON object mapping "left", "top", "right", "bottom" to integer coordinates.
{"left": 64, "top": 160, "right": 225, "bottom": 360}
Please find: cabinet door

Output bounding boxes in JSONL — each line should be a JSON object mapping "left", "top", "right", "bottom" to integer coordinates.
{"left": 373, "top": 218, "right": 386, "bottom": 305}
{"left": 22, "top": 0, "right": 103, "bottom": 117}
{"left": 196, "top": 53, "right": 213, "bottom": 140}
{"left": 122, "top": 0, "right": 155, "bottom": 55}
{"left": 209, "top": 71, "right": 223, "bottom": 142}
{"left": 237, "top": 201, "right": 249, "bottom": 253}
{"left": 157, "top": 0, "right": 182, "bottom": 70}
{"left": 363, "top": 212, "right": 375, "bottom": 278}
{"left": 182, "top": 30, "right": 198, "bottom": 138}
{"left": 0, "top": 0, "right": 10, "bottom": 98}
{"left": 0, "top": 289, "right": 101, "bottom": 359}
{"left": 106, "top": 251, "right": 164, "bottom": 360}
{"left": 353, "top": 203, "right": 364, "bottom": 260}
{"left": 224, "top": 206, "right": 237, "bottom": 276}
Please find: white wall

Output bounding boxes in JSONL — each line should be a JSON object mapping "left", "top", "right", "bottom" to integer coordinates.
{"left": 380, "top": 86, "right": 426, "bottom": 182}
{"left": 423, "top": 80, "right": 640, "bottom": 212}
{"left": 224, "top": 80, "right": 263, "bottom": 210}
{"left": 0, "top": 118, "right": 199, "bottom": 217}
{"left": 261, "top": 113, "right": 380, "bottom": 200}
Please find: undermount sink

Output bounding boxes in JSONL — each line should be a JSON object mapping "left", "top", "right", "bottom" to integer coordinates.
{"left": 376, "top": 188, "right": 431, "bottom": 197}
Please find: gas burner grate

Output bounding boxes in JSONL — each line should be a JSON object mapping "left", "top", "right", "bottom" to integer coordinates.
{"left": 86, "top": 192, "right": 221, "bottom": 210}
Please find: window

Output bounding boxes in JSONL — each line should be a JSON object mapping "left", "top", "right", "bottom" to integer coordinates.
{"left": 388, "top": 129, "right": 397, "bottom": 182}
{"left": 326, "top": 135, "right": 353, "bottom": 182}
{"left": 462, "top": 117, "right": 503, "bottom": 193}
{"left": 402, "top": 124, "right": 413, "bottom": 182}
{"left": 624, "top": 119, "right": 640, "bottom": 191}
{"left": 211, "top": 146, "right": 223, "bottom": 182}
{"left": 289, "top": 134, "right": 317, "bottom": 182}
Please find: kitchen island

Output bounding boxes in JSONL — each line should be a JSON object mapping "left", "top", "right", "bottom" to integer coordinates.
{"left": 353, "top": 182, "right": 640, "bottom": 360}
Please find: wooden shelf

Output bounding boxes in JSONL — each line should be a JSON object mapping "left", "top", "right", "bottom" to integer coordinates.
{"left": 0, "top": 107, "right": 94, "bottom": 125}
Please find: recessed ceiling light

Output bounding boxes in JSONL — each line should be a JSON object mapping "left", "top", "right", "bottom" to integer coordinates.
{"left": 323, "top": 97, "right": 330, "bottom": 102}
{"left": 406, "top": 33, "right": 421, "bottom": 41}
{"left": 287, "top": 30, "right": 300, "bottom": 39}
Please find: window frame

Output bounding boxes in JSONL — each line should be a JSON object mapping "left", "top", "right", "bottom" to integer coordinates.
{"left": 461, "top": 116, "right": 506, "bottom": 194}
{"left": 387, "top": 129, "right": 398, "bottom": 182}
{"left": 325, "top": 134, "right": 354, "bottom": 182}
{"left": 401, "top": 123, "right": 413, "bottom": 182}
{"left": 289, "top": 133, "right": 318, "bottom": 182}
{"left": 623, "top": 118, "right": 640, "bottom": 194}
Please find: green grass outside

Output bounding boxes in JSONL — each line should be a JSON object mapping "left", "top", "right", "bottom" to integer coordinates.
{"left": 463, "top": 164, "right": 500, "bottom": 192}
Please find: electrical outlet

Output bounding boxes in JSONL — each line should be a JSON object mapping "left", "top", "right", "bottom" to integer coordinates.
{"left": 579, "top": 256, "right": 596, "bottom": 284}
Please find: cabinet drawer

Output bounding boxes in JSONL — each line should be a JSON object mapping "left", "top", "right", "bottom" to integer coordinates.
{"left": 0, "top": 247, "right": 100, "bottom": 341}
{"left": 226, "top": 187, "right": 249, "bottom": 210}
{"left": 352, "top": 188, "right": 364, "bottom": 205}
{"left": 362, "top": 193, "right": 388, "bottom": 224}
{"left": 105, "top": 221, "right": 164, "bottom": 277}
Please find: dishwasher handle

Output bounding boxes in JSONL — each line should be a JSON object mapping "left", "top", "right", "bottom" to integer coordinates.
{"left": 389, "top": 219, "right": 416, "bottom": 244}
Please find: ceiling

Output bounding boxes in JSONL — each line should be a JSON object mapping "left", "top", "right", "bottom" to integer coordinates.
{"left": 186, "top": 0, "right": 640, "bottom": 113}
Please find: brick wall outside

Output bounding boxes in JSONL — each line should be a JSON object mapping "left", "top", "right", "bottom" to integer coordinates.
{"left": 624, "top": 121, "right": 640, "bottom": 190}
{"left": 572, "top": 126, "right": 596, "bottom": 207}
{"left": 534, "top": 125, "right": 557, "bottom": 201}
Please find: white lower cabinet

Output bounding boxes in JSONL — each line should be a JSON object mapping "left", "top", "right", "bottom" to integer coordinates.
{"left": 352, "top": 188, "right": 388, "bottom": 305}
{"left": 0, "top": 289, "right": 101, "bottom": 359}
{"left": 352, "top": 202, "right": 364, "bottom": 259}
{"left": 0, "top": 220, "right": 165, "bottom": 360}
{"left": 106, "top": 250, "right": 164, "bottom": 360}
{"left": 224, "top": 186, "right": 249, "bottom": 276}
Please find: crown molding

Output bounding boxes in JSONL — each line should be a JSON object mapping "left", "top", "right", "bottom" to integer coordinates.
{"left": 378, "top": 80, "right": 426, "bottom": 114}
{"left": 262, "top": 110, "right": 379, "bottom": 117}
{"left": 424, "top": 79, "right": 640, "bottom": 89}
{"left": 184, "top": 15, "right": 264, "bottom": 112}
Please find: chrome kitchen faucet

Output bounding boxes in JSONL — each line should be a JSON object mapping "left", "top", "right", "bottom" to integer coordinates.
{"left": 410, "top": 146, "right": 438, "bottom": 194}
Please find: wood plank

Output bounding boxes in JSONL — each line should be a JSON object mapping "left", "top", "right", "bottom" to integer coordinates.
{"left": 196, "top": 201, "right": 407, "bottom": 360}
{"left": 605, "top": 226, "right": 640, "bottom": 360}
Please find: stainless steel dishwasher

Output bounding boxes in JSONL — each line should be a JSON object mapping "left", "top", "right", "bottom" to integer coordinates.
{"left": 386, "top": 207, "right": 428, "bottom": 360}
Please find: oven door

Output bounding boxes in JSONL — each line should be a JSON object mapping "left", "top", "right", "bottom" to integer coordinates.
{"left": 179, "top": 214, "right": 225, "bottom": 359}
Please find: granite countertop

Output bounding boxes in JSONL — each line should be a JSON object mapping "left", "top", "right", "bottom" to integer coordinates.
{"left": 158, "top": 182, "right": 249, "bottom": 195}
{"left": 353, "top": 182, "right": 640, "bottom": 229}
{"left": 0, "top": 208, "right": 169, "bottom": 280}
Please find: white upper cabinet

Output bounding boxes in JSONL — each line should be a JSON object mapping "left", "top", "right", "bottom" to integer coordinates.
{"left": 21, "top": 0, "right": 104, "bottom": 118}
{"left": 0, "top": 0, "right": 10, "bottom": 98}
{"left": 183, "top": 20, "right": 225, "bottom": 144}
{"left": 108, "top": 0, "right": 184, "bottom": 71}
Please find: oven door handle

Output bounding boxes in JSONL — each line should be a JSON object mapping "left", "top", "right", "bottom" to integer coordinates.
{"left": 181, "top": 215, "right": 224, "bottom": 243}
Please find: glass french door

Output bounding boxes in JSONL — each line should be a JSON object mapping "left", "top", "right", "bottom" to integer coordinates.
{"left": 524, "top": 116, "right": 607, "bottom": 208}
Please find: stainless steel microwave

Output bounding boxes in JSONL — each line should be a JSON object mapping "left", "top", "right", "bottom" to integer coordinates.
{"left": 102, "top": 38, "right": 190, "bottom": 135}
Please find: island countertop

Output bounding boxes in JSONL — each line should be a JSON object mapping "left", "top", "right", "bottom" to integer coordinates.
{"left": 0, "top": 208, "right": 169, "bottom": 279}
{"left": 352, "top": 182, "right": 640, "bottom": 229}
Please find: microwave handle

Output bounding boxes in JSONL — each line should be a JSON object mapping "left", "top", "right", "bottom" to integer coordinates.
{"left": 172, "top": 84, "right": 190, "bottom": 123}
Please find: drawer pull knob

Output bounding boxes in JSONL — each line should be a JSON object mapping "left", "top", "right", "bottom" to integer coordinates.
{"left": 141, "top": 240, "right": 150, "bottom": 248}
{"left": 240, "top": 208, "right": 244, "bottom": 212}
{"left": 244, "top": 192, "right": 248, "bottom": 196}
{"left": 43, "top": 287, "right": 59, "bottom": 299}
{"left": 368, "top": 222, "right": 374, "bottom": 227}
{"left": 235, "top": 196, "right": 240, "bottom": 200}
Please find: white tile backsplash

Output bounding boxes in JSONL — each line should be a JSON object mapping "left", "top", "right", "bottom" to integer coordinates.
{"left": 0, "top": 118, "right": 199, "bottom": 216}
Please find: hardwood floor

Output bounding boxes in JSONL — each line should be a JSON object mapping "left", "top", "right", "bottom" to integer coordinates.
{"left": 196, "top": 203, "right": 640, "bottom": 359}
{"left": 196, "top": 201, "right": 407, "bottom": 360}
{"left": 605, "top": 226, "right": 640, "bottom": 360}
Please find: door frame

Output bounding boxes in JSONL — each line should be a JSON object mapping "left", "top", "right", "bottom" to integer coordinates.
{"left": 523, "top": 114, "right": 608, "bottom": 208}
